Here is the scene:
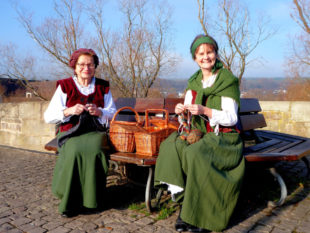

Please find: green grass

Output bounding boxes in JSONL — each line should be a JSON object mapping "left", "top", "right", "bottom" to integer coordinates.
{"left": 155, "top": 200, "right": 178, "bottom": 220}
{"left": 128, "top": 202, "right": 145, "bottom": 211}
{"left": 127, "top": 198, "right": 178, "bottom": 221}
{"left": 128, "top": 202, "right": 151, "bottom": 216}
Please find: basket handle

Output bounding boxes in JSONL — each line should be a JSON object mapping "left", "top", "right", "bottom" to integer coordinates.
{"left": 145, "top": 109, "right": 169, "bottom": 127}
{"left": 111, "top": 106, "right": 140, "bottom": 123}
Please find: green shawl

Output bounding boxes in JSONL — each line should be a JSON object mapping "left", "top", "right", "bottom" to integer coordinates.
{"left": 187, "top": 68, "right": 240, "bottom": 133}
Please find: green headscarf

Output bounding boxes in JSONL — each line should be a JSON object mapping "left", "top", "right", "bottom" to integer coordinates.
{"left": 191, "top": 36, "right": 217, "bottom": 58}
{"left": 191, "top": 36, "right": 222, "bottom": 74}
{"left": 187, "top": 68, "right": 240, "bottom": 133}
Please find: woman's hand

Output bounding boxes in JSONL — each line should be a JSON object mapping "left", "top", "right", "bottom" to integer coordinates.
{"left": 185, "top": 104, "right": 212, "bottom": 117}
{"left": 175, "top": 103, "right": 186, "bottom": 115}
{"left": 64, "top": 104, "right": 86, "bottom": 117}
{"left": 86, "top": 103, "right": 102, "bottom": 117}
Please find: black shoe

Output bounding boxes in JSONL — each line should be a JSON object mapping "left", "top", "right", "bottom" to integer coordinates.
{"left": 188, "top": 225, "right": 211, "bottom": 232}
{"left": 61, "top": 210, "right": 78, "bottom": 218}
{"left": 80, "top": 206, "right": 102, "bottom": 215}
{"left": 175, "top": 215, "right": 189, "bottom": 232}
{"left": 175, "top": 221, "right": 189, "bottom": 232}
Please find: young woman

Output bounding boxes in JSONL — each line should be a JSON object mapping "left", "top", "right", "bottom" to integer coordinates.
{"left": 154, "top": 35, "right": 245, "bottom": 232}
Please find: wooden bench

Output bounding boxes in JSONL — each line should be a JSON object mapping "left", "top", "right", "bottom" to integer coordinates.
{"left": 44, "top": 97, "right": 310, "bottom": 211}
{"left": 239, "top": 98, "right": 310, "bottom": 207}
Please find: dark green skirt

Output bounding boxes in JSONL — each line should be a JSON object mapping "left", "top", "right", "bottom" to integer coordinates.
{"left": 154, "top": 131, "right": 245, "bottom": 231}
{"left": 52, "top": 131, "right": 109, "bottom": 213}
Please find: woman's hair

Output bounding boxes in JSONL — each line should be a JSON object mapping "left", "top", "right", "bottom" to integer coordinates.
{"left": 190, "top": 35, "right": 219, "bottom": 59}
{"left": 69, "top": 48, "right": 99, "bottom": 69}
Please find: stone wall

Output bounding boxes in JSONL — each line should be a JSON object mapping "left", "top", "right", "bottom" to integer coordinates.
{"left": 0, "top": 101, "right": 309, "bottom": 152}
{"left": 0, "top": 102, "right": 54, "bottom": 152}
{"left": 260, "top": 101, "right": 310, "bottom": 138}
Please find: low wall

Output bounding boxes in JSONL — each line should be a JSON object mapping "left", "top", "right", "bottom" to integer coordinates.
{"left": 260, "top": 101, "right": 310, "bottom": 137}
{"left": 0, "top": 101, "right": 309, "bottom": 152}
{"left": 0, "top": 102, "right": 55, "bottom": 152}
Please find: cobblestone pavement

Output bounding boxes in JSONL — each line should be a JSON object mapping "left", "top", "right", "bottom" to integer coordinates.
{"left": 1, "top": 145, "right": 310, "bottom": 233}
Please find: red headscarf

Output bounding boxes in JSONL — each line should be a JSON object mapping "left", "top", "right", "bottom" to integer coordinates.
{"left": 69, "top": 48, "right": 99, "bottom": 69}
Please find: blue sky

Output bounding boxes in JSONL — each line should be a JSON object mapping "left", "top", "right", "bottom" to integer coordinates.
{"left": 1, "top": 0, "right": 300, "bottom": 79}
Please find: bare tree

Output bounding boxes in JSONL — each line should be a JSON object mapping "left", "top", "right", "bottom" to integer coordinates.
{"left": 288, "top": 0, "right": 310, "bottom": 76}
{"left": 0, "top": 82, "right": 5, "bottom": 102}
{"left": 16, "top": 0, "right": 84, "bottom": 69}
{"left": 285, "top": 77, "right": 310, "bottom": 100}
{"left": 291, "top": 0, "right": 310, "bottom": 34}
{"left": 196, "top": 0, "right": 275, "bottom": 83}
{"left": 197, "top": 0, "right": 208, "bottom": 35}
{"left": 0, "top": 44, "right": 47, "bottom": 100}
{"left": 0, "top": 0, "right": 85, "bottom": 99}
{"left": 89, "top": 0, "right": 176, "bottom": 98}
{"left": 14, "top": 0, "right": 175, "bottom": 98}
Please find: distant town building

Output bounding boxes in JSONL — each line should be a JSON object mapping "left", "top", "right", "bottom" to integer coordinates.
{"left": 0, "top": 77, "right": 56, "bottom": 102}
{"left": 26, "top": 92, "right": 32, "bottom": 98}
{"left": 178, "top": 92, "right": 184, "bottom": 98}
{"left": 273, "top": 89, "right": 287, "bottom": 95}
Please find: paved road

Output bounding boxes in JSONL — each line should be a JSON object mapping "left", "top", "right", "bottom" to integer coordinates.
{"left": 0, "top": 145, "right": 310, "bottom": 233}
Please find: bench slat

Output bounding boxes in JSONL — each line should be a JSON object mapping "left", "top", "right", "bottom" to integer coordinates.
{"left": 245, "top": 131, "right": 310, "bottom": 161}
{"left": 115, "top": 98, "right": 164, "bottom": 113}
{"left": 164, "top": 98, "right": 184, "bottom": 114}
{"left": 276, "top": 139, "right": 310, "bottom": 159}
{"left": 44, "top": 137, "right": 58, "bottom": 152}
{"left": 240, "top": 98, "right": 261, "bottom": 113}
{"left": 240, "top": 114, "right": 267, "bottom": 131}
{"left": 263, "top": 140, "right": 304, "bottom": 153}
{"left": 244, "top": 152, "right": 299, "bottom": 162}
{"left": 245, "top": 139, "right": 282, "bottom": 152}
{"left": 256, "top": 130, "right": 308, "bottom": 142}
{"left": 109, "top": 152, "right": 157, "bottom": 166}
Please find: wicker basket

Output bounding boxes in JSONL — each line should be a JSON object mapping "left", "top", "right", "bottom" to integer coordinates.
{"left": 134, "top": 109, "right": 175, "bottom": 156}
{"left": 109, "top": 106, "right": 141, "bottom": 152}
{"left": 149, "top": 117, "right": 179, "bottom": 130}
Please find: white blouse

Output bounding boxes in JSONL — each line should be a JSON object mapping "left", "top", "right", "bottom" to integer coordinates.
{"left": 184, "top": 73, "right": 238, "bottom": 132}
{"left": 44, "top": 76, "right": 116, "bottom": 127}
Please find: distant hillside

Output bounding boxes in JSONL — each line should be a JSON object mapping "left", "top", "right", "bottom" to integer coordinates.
{"left": 158, "top": 77, "right": 287, "bottom": 93}
{"left": 241, "top": 78, "right": 286, "bottom": 91}
{"left": 158, "top": 78, "right": 187, "bottom": 93}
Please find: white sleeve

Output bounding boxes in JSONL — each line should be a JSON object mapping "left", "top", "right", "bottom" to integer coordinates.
{"left": 97, "top": 90, "right": 117, "bottom": 126}
{"left": 209, "top": 96, "right": 238, "bottom": 127}
{"left": 184, "top": 90, "right": 193, "bottom": 105}
{"left": 44, "top": 86, "right": 71, "bottom": 124}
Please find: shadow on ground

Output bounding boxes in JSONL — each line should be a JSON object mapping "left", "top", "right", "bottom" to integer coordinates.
{"left": 228, "top": 160, "right": 310, "bottom": 229}
{"left": 97, "top": 159, "right": 310, "bottom": 231}
{"left": 103, "top": 164, "right": 152, "bottom": 211}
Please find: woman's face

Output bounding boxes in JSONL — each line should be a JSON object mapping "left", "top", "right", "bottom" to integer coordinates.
{"left": 194, "top": 44, "right": 217, "bottom": 72}
{"left": 74, "top": 54, "right": 96, "bottom": 80}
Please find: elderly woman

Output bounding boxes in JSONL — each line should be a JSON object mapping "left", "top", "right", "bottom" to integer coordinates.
{"left": 44, "top": 48, "right": 116, "bottom": 217}
{"left": 154, "top": 35, "right": 245, "bottom": 232}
